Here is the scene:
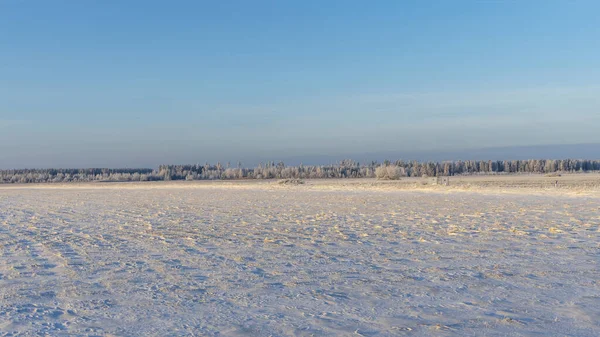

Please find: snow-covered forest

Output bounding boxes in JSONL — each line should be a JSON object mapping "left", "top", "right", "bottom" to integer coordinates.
{"left": 1, "top": 159, "right": 599, "bottom": 183}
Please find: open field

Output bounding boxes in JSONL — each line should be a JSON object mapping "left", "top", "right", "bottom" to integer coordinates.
{"left": 1, "top": 176, "right": 599, "bottom": 336}
{"left": 3, "top": 173, "right": 599, "bottom": 195}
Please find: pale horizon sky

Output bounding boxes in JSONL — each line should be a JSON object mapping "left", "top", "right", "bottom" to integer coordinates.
{"left": 2, "top": 1, "right": 600, "bottom": 168}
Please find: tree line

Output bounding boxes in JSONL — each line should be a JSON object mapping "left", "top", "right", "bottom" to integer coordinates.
{"left": 0, "top": 168, "right": 157, "bottom": 184}
{"left": 1, "top": 159, "right": 599, "bottom": 184}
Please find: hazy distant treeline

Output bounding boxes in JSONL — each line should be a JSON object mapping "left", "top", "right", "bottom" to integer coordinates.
{"left": 0, "top": 168, "right": 157, "bottom": 184}
{"left": 1, "top": 159, "right": 599, "bottom": 184}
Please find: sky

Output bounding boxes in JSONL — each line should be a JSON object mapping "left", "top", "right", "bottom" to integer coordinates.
{"left": 1, "top": 1, "right": 600, "bottom": 168}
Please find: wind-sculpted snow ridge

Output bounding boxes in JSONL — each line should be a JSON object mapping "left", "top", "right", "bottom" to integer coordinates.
{"left": 0, "top": 183, "right": 599, "bottom": 336}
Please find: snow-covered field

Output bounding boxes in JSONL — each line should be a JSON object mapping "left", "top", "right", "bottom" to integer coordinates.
{"left": 1, "top": 180, "right": 599, "bottom": 336}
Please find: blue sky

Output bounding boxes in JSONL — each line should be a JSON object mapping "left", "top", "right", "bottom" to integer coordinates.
{"left": 1, "top": 1, "right": 599, "bottom": 168}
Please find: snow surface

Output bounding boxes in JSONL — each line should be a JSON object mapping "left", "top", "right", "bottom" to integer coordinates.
{"left": 0, "top": 182, "right": 599, "bottom": 336}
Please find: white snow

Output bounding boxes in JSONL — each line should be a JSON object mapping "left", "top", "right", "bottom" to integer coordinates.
{"left": 0, "top": 181, "right": 599, "bottom": 336}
